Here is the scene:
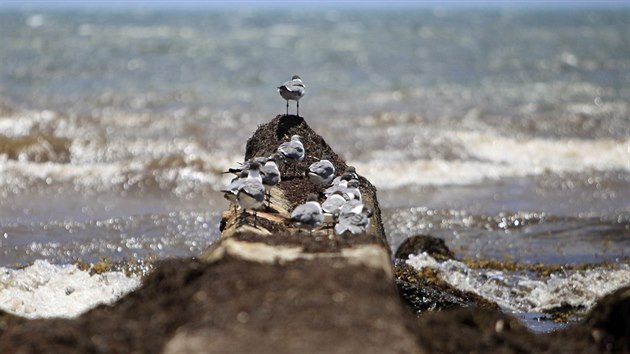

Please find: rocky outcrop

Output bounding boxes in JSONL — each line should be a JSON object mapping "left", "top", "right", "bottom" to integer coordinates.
{"left": 176, "top": 114, "right": 421, "bottom": 353}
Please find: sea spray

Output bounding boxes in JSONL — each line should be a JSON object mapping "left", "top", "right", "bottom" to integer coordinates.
{"left": 406, "top": 252, "right": 630, "bottom": 314}
{"left": 0, "top": 260, "right": 140, "bottom": 319}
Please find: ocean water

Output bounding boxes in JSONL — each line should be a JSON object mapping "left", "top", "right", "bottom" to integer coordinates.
{"left": 0, "top": 8, "right": 629, "bottom": 326}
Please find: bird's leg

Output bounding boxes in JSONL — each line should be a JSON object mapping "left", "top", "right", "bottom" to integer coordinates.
{"left": 253, "top": 210, "right": 258, "bottom": 228}
{"left": 286, "top": 100, "right": 289, "bottom": 116}
{"left": 297, "top": 101, "right": 299, "bottom": 117}
{"left": 237, "top": 209, "right": 246, "bottom": 225}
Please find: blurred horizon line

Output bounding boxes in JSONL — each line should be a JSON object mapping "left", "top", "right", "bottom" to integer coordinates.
{"left": 1, "top": 0, "right": 628, "bottom": 11}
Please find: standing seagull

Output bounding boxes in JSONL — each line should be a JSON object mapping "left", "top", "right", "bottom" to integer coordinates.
{"left": 235, "top": 162, "right": 266, "bottom": 227}
{"left": 321, "top": 191, "right": 346, "bottom": 227}
{"left": 290, "top": 194, "right": 324, "bottom": 234}
{"left": 260, "top": 154, "right": 281, "bottom": 206}
{"left": 278, "top": 75, "right": 305, "bottom": 116}
{"left": 277, "top": 135, "right": 305, "bottom": 176}
{"left": 221, "top": 170, "right": 249, "bottom": 213}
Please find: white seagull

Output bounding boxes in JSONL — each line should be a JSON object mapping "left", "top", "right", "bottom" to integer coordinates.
{"left": 221, "top": 170, "right": 249, "bottom": 213}
{"left": 260, "top": 154, "right": 281, "bottom": 205}
{"left": 278, "top": 75, "right": 305, "bottom": 116}
{"left": 225, "top": 156, "right": 269, "bottom": 176}
{"left": 308, "top": 158, "right": 335, "bottom": 186}
{"left": 334, "top": 201, "right": 372, "bottom": 235}
{"left": 331, "top": 166, "right": 358, "bottom": 186}
{"left": 277, "top": 134, "right": 305, "bottom": 175}
{"left": 321, "top": 191, "right": 346, "bottom": 227}
{"left": 290, "top": 194, "right": 324, "bottom": 234}
{"left": 235, "top": 162, "right": 266, "bottom": 227}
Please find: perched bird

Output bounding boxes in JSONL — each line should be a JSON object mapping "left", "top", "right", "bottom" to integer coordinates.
{"left": 331, "top": 166, "right": 358, "bottom": 186}
{"left": 221, "top": 170, "right": 249, "bottom": 213}
{"left": 308, "top": 158, "right": 335, "bottom": 186}
{"left": 324, "top": 173, "right": 351, "bottom": 197}
{"left": 224, "top": 156, "right": 269, "bottom": 176}
{"left": 343, "top": 179, "right": 362, "bottom": 201}
{"left": 260, "top": 154, "right": 281, "bottom": 205}
{"left": 324, "top": 174, "right": 361, "bottom": 201}
{"left": 321, "top": 191, "right": 346, "bottom": 227}
{"left": 290, "top": 194, "right": 324, "bottom": 234}
{"left": 235, "top": 162, "right": 266, "bottom": 227}
{"left": 278, "top": 75, "right": 306, "bottom": 116}
{"left": 334, "top": 201, "right": 372, "bottom": 235}
{"left": 277, "top": 135, "right": 304, "bottom": 175}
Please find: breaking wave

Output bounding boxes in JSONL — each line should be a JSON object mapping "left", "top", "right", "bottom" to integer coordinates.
{"left": 0, "top": 260, "right": 140, "bottom": 319}
{"left": 406, "top": 252, "right": 630, "bottom": 314}
{"left": 353, "top": 131, "right": 630, "bottom": 189}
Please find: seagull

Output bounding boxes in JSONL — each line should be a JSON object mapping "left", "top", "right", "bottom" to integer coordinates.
{"left": 334, "top": 201, "right": 371, "bottom": 235}
{"left": 277, "top": 134, "right": 304, "bottom": 175}
{"left": 290, "top": 194, "right": 323, "bottom": 234}
{"left": 278, "top": 75, "right": 305, "bottom": 116}
{"left": 343, "top": 179, "right": 362, "bottom": 201}
{"left": 321, "top": 191, "right": 346, "bottom": 227}
{"left": 260, "top": 154, "right": 281, "bottom": 205}
{"left": 235, "top": 162, "right": 266, "bottom": 227}
{"left": 307, "top": 158, "right": 335, "bottom": 186}
{"left": 224, "top": 156, "right": 269, "bottom": 176}
{"left": 324, "top": 172, "right": 359, "bottom": 198}
{"left": 324, "top": 174, "right": 350, "bottom": 197}
{"left": 221, "top": 170, "right": 249, "bottom": 213}
{"left": 331, "top": 166, "right": 358, "bottom": 186}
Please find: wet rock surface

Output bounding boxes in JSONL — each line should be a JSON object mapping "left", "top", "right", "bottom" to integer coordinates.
{"left": 395, "top": 234, "right": 455, "bottom": 261}
{"left": 395, "top": 261, "right": 499, "bottom": 313}
{"left": 583, "top": 286, "right": 630, "bottom": 352}
{"left": 0, "top": 115, "right": 627, "bottom": 353}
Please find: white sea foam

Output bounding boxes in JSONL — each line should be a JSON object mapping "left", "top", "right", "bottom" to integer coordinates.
{"left": 0, "top": 110, "right": 57, "bottom": 136}
{"left": 0, "top": 154, "right": 240, "bottom": 194}
{"left": 353, "top": 131, "right": 630, "bottom": 189}
{"left": 406, "top": 252, "right": 630, "bottom": 313}
{"left": 0, "top": 260, "right": 140, "bottom": 319}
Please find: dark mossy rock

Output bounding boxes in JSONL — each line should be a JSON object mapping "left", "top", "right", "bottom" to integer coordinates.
{"left": 395, "top": 234, "right": 455, "bottom": 261}
{"left": 583, "top": 286, "right": 630, "bottom": 352}
{"left": 0, "top": 311, "right": 24, "bottom": 337}
{"left": 414, "top": 306, "right": 565, "bottom": 354}
{"left": 244, "top": 114, "right": 348, "bottom": 206}
{"left": 242, "top": 114, "right": 387, "bottom": 248}
{"left": 395, "top": 262, "right": 498, "bottom": 313}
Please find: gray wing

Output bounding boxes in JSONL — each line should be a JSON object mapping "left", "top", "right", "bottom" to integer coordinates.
{"left": 291, "top": 203, "right": 323, "bottom": 224}
{"left": 322, "top": 194, "right": 346, "bottom": 214}
{"left": 278, "top": 141, "right": 304, "bottom": 160}
{"left": 309, "top": 160, "right": 335, "bottom": 178}
{"left": 240, "top": 180, "right": 265, "bottom": 203}
{"left": 285, "top": 79, "right": 305, "bottom": 94}
{"left": 335, "top": 212, "right": 369, "bottom": 235}
{"left": 222, "top": 178, "right": 245, "bottom": 194}
{"left": 339, "top": 199, "right": 364, "bottom": 214}
{"left": 324, "top": 184, "right": 345, "bottom": 197}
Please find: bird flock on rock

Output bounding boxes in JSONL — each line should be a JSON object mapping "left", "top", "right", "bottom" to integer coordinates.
{"left": 221, "top": 77, "right": 372, "bottom": 236}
